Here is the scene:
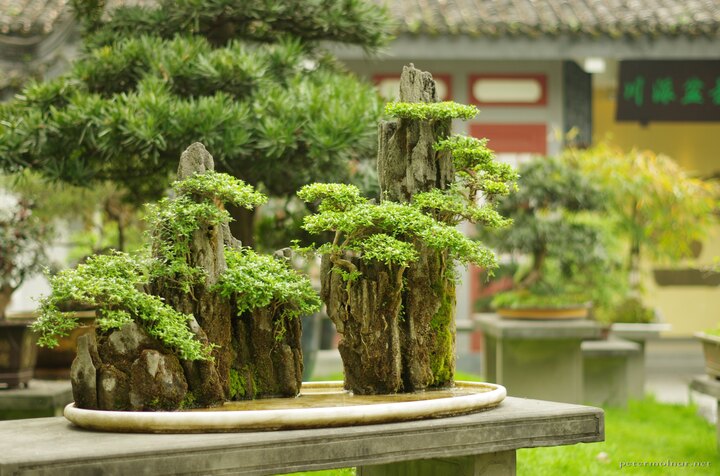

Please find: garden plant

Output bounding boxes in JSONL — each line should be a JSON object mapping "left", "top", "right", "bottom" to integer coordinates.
{"left": 0, "top": 0, "right": 392, "bottom": 246}
{"left": 33, "top": 144, "right": 320, "bottom": 410}
{"left": 567, "top": 143, "right": 718, "bottom": 323}
{"left": 300, "top": 66, "right": 517, "bottom": 394}
{"left": 484, "top": 154, "right": 618, "bottom": 315}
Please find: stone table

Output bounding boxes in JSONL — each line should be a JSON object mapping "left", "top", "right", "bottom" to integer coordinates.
{"left": 476, "top": 314, "right": 603, "bottom": 404}
{"left": 0, "top": 379, "right": 73, "bottom": 420}
{"left": 690, "top": 375, "right": 720, "bottom": 452}
{"left": 582, "top": 339, "right": 640, "bottom": 407}
{"left": 610, "top": 323, "right": 671, "bottom": 398}
{"left": 0, "top": 397, "right": 603, "bottom": 476}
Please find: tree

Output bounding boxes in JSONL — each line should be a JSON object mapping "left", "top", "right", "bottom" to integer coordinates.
{"left": 0, "top": 0, "right": 392, "bottom": 245}
{"left": 34, "top": 144, "right": 321, "bottom": 410}
{"left": 484, "top": 155, "right": 618, "bottom": 311}
{"left": 568, "top": 143, "right": 718, "bottom": 305}
{"left": 300, "top": 66, "right": 517, "bottom": 394}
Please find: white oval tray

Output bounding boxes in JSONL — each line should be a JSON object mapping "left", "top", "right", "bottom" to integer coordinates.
{"left": 64, "top": 381, "right": 506, "bottom": 433}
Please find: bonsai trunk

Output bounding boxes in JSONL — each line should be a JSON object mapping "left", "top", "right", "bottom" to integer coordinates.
{"left": 321, "top": 255, "right": 404, "bottom": 394}
{"left": 322, "top": 65, "right": 457, "bottom": 394}
{"left": 378, "top": 65, "right": 456, "bottom": 391}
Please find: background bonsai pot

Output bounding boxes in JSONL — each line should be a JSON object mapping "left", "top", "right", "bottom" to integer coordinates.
{"left": 0, "top": 318, "right": 38, "bottom": 388}
{"left": 696, "top": 331, "right": 720, "bottom": 380}
{"left": 496, "top": 304, "right": 590, "bottom": 320}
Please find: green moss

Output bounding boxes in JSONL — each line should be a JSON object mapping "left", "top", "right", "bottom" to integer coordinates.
{"left": 179, "top": 391, "right": 197, "bottom": 409}
{"left": 429, "top": 272, "right": 456, "bottom": 385}
{"left": 229, "top": 368, "right": 247, "bottom": 399}
{"left": 384, "top": 101, "right": 477, "bottom": 121}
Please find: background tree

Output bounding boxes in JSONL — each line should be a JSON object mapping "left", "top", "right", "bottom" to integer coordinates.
{"left": 0, "top": 0, "right": 392, "bottom": 246}
{"left": 485, "top": 155, "right": 619, "bottom": 311}
{"left": 568, "top": 143, "right": 719, "bottom": 321}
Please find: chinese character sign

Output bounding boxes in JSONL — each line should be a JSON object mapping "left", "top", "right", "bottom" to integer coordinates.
{"left": 617, "top": 61, "right": 720, "bottom": 122}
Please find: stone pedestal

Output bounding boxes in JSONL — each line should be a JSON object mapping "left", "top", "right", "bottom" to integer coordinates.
{"left": 610, "top": 323, "right": 671, "bottom": 399}
{"left": 689, "top": 375, "right": 720, "bottom": 452}
{"left": 0, "top": 397, "right": 603, "bottom": 475}
{"left": 477, "top": 314, "right": 603, "bottom": 404}
{"left": 582, "top": 339, "right": 641, "bottom": 407}
{"left": 0, "top": 379, "right": 72, "bottom": 420}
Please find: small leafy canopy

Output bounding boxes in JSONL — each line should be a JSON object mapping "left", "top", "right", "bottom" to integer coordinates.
{"left": 32, "top": 252, "right": 211, "bottom": 361}
{"left": 298, "top": 183, "right": 497, "bottom": 269}
{"left": 384, "top": 102, "right": 478, "bottom": 121}
{"left": 412, "top": 135, "right": 518, "bottom": 227}
{"left": 214, "top": 247, "right": 321, "bottom": 320}
{"left": 296, "top": 183, "right": 365, "bottom": 212}
{"left": 172, "top": 171, "right": 267, "bottom": 209}
{"left": 434, "top": 135, "right": 519, "bottom": 199}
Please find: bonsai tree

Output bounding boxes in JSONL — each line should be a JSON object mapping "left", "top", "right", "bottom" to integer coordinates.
{"left": 0, "top": 196, "right": 49, "bottom": 317}
{"left": 299, "top": 66, "right": 517, "bottom": 394}
{"left": 0, "top": 0, "right": 392, "bottom": 246}
{"left": 568, "top": 144, "right": 719, "bottom": 322}
{"left": 32, "top": 143, "right": 320, "bottom": 411}
{"left": 485, "top": 154, "right": 618, "bottom": 313}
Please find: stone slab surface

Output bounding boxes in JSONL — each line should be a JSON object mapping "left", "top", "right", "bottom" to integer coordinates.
{"left": 0, "top": 397, "right": 603, "bottom": 476}
{"left": 475, "top": 314, "right": 603, "bottom": 340}
{"left": 610, "top": 323, "right": 671, "bottom": 341}
{"left": 582, "top": 339, "right": 641, "bottom": 357}
{"left": 690, "top": 375, "right": 720, "bottom": 399}
{"left": 0, "top": 380, "right": 72, "bottom": 411}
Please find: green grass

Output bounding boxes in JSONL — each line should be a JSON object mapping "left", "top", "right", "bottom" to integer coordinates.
{"left": 518, "top": 397, "right": 719, "bottom": 475}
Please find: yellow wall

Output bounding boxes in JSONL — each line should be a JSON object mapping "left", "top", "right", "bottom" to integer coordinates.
{"left": 593, "top": 87, "right": 720, "bottom": 177}
{"left": 594, "top": 87, "right": 720, "bottom": 337}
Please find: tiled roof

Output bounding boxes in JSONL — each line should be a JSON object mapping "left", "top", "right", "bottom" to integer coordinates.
{"left": 0, "top": 0, "right": 146, "bottom": 38}
{"left": 386, "top": 0, "right": 720, "bottom": 38}
{"left": 0, "top": 0, "right": 718, "bottom": 40}
{"left": 0, "top": 0, "right": 70, "bottom": 37}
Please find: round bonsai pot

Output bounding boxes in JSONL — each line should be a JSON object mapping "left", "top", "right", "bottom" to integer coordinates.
{"left": 695, "top": 332, "right": 720, "bottom": 380}
{"left": 496, "top": 305, "right": 589, "bottom": 320}
{"left": 0, "top": 319, "right": 38, "bottom": 388}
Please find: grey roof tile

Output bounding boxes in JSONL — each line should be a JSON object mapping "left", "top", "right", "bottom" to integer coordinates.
{"left": 0, "top": 0, "right": 718, "bottom": 41}
{"left": 384, "top": 0, "right": 720, "bottom": 37}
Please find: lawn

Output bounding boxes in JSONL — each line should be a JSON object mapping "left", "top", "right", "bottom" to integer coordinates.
{"left": 517, "top": 397, "right": 718, "bottom": 475}
{"left": 280, "top": 376, "right": 718, "bottom": 476}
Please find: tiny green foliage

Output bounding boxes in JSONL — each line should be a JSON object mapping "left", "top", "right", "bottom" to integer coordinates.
{"left": 300, "top": 186, "right": 498, "bottom": 269}
{"left": 412, "top": 188, "right": 511, "bottom": 228}
{"left": 145, "top": 196, "right": 229, "bottom": 291}
{"left": 296, "top": 183, "right": 366, "bottom": 212}
{"left": 352, "top": 234, "right": 418, "bottom": 267}
{"left": 214, "top": 247, "right": 321, "bottom": 321}
{"left": 384, "top": 101, "right": 478, "bottom": 121}
{"left": 172, "top": 171, "right": 267, "bottom": 209}
{"left": 434, "top": 135, "right": 519, "bottom": 200}
{"left": 228, "top": 368, "right": 246, "bottom": 399}
{"left": 32, "top": 252, "right": 211, "bottom": 361}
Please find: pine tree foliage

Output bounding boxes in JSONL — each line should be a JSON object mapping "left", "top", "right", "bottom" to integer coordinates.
{"left": 0, "top": 0, "right": 392, "bottom": 205}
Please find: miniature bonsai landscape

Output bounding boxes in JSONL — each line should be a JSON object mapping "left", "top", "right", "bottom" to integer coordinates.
{"left": 300, "top": 65, "right": 516, "bottom": 394}
{"left": 33, "top": 143, "right": 320, "bottom": 411}
{"left": 31, "top": 66, "right": 514, "bottom": 423}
